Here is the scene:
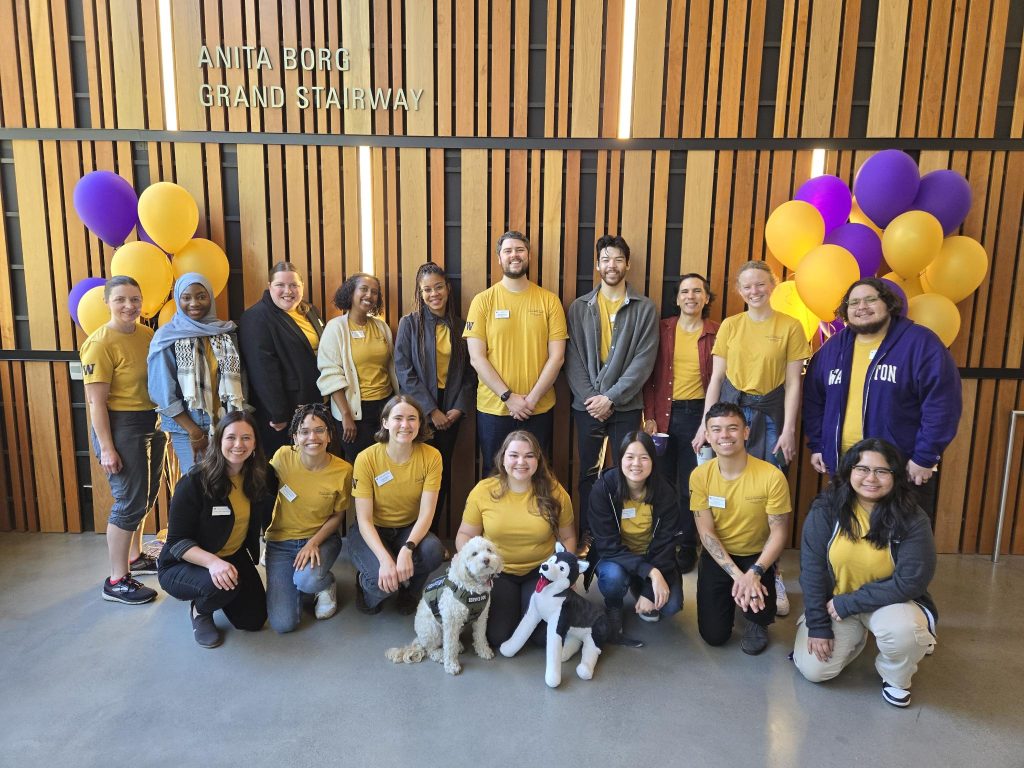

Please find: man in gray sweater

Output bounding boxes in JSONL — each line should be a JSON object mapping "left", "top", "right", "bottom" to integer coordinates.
{"left": 566, "top": 235, "right": 659, "bottom": 544}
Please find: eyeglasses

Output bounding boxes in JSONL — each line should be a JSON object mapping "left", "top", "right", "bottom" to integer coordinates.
{"left": 297, "top": 427, "right": 329, "bottom": 438}
{"left": 846, "top": 295, "right": 881, "bottom": 308}
{"left": 852, "top": 465, "right": 895, "bottom": 479}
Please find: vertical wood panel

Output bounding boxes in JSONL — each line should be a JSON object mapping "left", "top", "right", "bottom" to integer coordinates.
{"left": 398, "top": 148, "right": 428, "bottom": 316}
{"left": 800, "top": 1, "right": 841, "bottom": 136}
{"left": 460, "top": 150, "right": 489, "bottom": 314}
{"left": 866, "top": 0, "right": 908, "bottom": 136}
{"left": 680, "top": 151, "right": 715, "bottom": 275}
{"left": 405, "top": 1, "right": 434, "bottom": 136}
{"left": 13, "top": 140, "right": 56, "bottom": 348}
{"left": 631, "top": 0, "right": 667, "bottom": 138}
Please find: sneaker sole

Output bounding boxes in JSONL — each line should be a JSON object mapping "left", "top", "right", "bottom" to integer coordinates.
{"left": 102, "top": 592, "right": 156, "bottom": 605}
{"left": 882, "top": 689, "right": 911, "bottom": 707}
{"left": 130, "top": 569, "right": 158, "bottom": 576}
{"left": 194, "top": 635, "right": 223, "bottom": 649}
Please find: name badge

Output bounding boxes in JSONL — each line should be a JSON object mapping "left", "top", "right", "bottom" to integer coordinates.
{"left": 375, "top": 470, "right": 395, "bottom": 486}
{"left": 494, "top": 309, "right": 510, "bottom": 319}
{"left": 621, "top": 507, "right": 637, "bottom": 520}
{"left": 609, "top": 313, "right": 617, "bottom": 323}
{"left": 868, "top": 349, "right": 877, "bottom": 360}
{"left": 279, "top": 485, "right": 297, "bottom": 502}
{"left": 212, "top": 506, "right": 231, "bottom": 517}
{"left": 351, "top": 330, "right": 366, "bottom": 339}
{"left": 708, "top": 495, "right": 726, "bottom": 509}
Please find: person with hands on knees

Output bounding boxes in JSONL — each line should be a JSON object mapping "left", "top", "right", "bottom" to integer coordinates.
{"left": 455, "top": 430, "right": 576, "bottom": 649}
{"left": 589, "top": 431, "right": 683, "bottom": 648}
{"left": 347, "top": 395, "right": 444, "bottom": 615}
{"left": 157, "top": 411, "right": 278, "bottom": 648}
{"left": 793, "top": 438, "right": 937, "bottom": 708}
{"left": 82, "top": 276, "right": 167, "bottom": 605}
{"left": 689, "top": 403, "right": 792, "bottom": 655}
{"left": 264, "top": 403, "right": 352, "bottom": 633}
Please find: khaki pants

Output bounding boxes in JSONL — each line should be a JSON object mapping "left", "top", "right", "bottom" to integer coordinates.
{"left": 793, "top": 601, "right": 935, "bottom": 690}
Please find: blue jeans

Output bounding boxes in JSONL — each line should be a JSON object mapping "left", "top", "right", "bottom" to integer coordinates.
{"left": 347, "top": 522, "right": 444, "bottom": 609}
{"left": 595, "top": 560, "right": 683, "bottom": 617}
{"left": 162, "top": 411, "right": 213, "bottom": 475}
{"left": 742, "top": 406, "right": 783, "bottom": 470}
{"left": 265, "top": 533, "right": 343, "bottom": 633}
{"left": 90, "top": 411, "right": 166, "bottom": 530}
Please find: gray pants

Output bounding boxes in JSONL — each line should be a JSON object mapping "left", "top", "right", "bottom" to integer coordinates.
{"left": 91, "top": 410, "right": 166, "bottom": 531}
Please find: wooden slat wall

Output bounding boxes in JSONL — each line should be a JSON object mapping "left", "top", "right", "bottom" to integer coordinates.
{"left": 1, "top": 2, "right": 1023, "bottom": 555}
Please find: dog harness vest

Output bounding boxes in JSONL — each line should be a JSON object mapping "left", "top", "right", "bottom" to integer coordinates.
{"left": 423, "top": 575, "right": 489, "bottom": 622}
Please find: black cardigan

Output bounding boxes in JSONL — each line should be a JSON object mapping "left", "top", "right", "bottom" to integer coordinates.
{"left": 394, "top": 308, "right": 475, "bottom": 415}
{"left": 157, "top": 466, "right": 279, "bottom": 568}
{"left": 588, "top": 468, "right": 681, "bottom": 600}
{"left": 238, "top": 291, "right": 325, "bottom": 425}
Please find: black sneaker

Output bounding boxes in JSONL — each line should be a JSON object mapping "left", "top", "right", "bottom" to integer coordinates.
{"left": 740, "top": 620, "right": 769, "bottom": 655}
{"left": 129, "top": 554, "right": 158, "bottom": 575}
{"left": 354, "top": 576, "right": 382, "bottom": 615}
{"left": 102, "top": 575, "right": 156, "bottom": 605}
{"left": 191, "top": 603, "right": 223, "bottom": 648}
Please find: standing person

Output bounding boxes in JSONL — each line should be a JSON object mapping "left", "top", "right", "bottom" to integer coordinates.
{"left": 394, "top": 263, "right": 475, "bottom": 529}
{"left": 565, "top": 235, "right": 658, "bottom": 544}
{"left": 148, "top": 272, "right": 246, "bottom": 473}
{"left": 265, "top": 403, "right": 351, "bottom": 633}
{"left": 157, "top": 412, "right": 277, "bottom": 648}
{"left": 643, "top": 273, "right": 719, "bottom": 573}
{"left": 82, "top": 276, "right": 166, "bottom": 605}
{"left": 464, "top": 231, "right": 568, "bottom": 475}
{"left": 694, "top": 260, "right": 809, "bottom": 614}
{"left": 239, "top": 262, "right": 325, "bottom": 457}
{"left": 317, "top": 273, "right": 399, "bottom": 464}
{"left": 802, "top": 278, "right": 962, "bottom": 524}
{"left": 455, "top": 430, "right": 577, "bottom": 648}
{"left": 689, "top": 403, "right": 792, "bottom": 655}
{"left": 589, "top": 432, "right": 683, "bottom": 647}
{"left": 794, "top": 438, "right": 937, "bottom": 708}
{"left": 347, "top": 395, "right": 445, "bottom": 615}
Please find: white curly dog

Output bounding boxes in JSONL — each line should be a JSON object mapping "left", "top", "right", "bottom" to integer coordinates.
{"left": 385, "top": 536, "right": 503, "bottom": 675}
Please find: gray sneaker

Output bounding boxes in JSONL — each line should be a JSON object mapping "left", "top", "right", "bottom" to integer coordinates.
{"left": 102, "top": 576, "right": 156, "bottom": 605}
{"left": 740, "top": 620, "right": 768, "bottom": 655}
{"left": 191, "top": 603, "right": 223, "bottom": 648}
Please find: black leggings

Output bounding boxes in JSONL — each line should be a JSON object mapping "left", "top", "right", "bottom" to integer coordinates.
{"left": 158, "top": 548, "right": 267, "bottom": 631}
{"left": 486, "top": 567, "right": 547, "bottom": 648}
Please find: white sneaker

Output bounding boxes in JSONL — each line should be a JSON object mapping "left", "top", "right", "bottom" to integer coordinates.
{"left": 775, "top": 573, "right": 790, "bottom": 617}
{"left": 314, "top": 581, "right": 338, "bottom": 620}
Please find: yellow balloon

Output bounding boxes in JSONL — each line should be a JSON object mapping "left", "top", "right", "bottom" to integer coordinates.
{"left": 769, "top": 280, "right": 819, "bottom": 341}
{"left": 795, "top": 244, "right": 861, "bottom": 320}
{"left": 171, "top": 238, "right": 230, "bottom": 296}
{"left": 138, "top": 182, "right": 200, "bottom": 254}
{"left": 77, "top": 285, "right": 110, "bottom": 335}
{"left": 110, "top": 241, "right": 174, "bottom": 319}
{"left": 157, "top": 297, "right": 178, "bottom": 327}
{"left": 881, "top": 271, "right": 924, "bottom": 299}
{"left": 850, "top": 197, "right": 883, "bottom": 238}
{"left": 881, "top": 210, "right": 943, "bottom": 279}
{"left": 908, "top": 293, "right": 961, "bottom": 347}
{"left": 923, "top": 236, "right": 988, "bottom": 304}
{"left": 765, "top": 200, "right": 825, "bottom": 270}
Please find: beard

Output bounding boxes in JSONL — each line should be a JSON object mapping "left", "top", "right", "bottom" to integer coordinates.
{"left": 502, "top": 263, "right": 528, "bottom": 279}
{"left": 848, "top": 316, "right": 889, "bottom": 335}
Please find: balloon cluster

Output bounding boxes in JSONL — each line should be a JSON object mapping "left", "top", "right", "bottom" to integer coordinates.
{"left": 68, "top": 173, "right": 230, "bottom": 335}
{"left": 765, "top": 150, "right": 987, "bottom": 347}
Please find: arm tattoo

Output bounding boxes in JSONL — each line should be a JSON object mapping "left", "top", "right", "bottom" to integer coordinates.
{"left": 700, "top": 533, "right": 735, "bottom": 577}
{"left": 768, "top": 514, "right": 789, "bottom": 528}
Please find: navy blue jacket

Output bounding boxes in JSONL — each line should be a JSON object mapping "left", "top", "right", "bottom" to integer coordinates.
{"left": 803, "top": 315, "right": 961, "bottom": 473}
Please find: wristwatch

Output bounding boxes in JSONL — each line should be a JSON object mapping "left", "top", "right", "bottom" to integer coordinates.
{"left": 748, "top": 563, "right": 765, "bottom": 577}
{"left": 499, "top": 389, "right": 512, "bottom": 402}
{"left": 404, "top": 540, "right": 418, "bottom": 552}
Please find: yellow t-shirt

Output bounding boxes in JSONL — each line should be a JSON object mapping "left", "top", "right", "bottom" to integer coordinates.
{"left": 349, "top": 319, "right": 393, "bottom": 400}
{"left": 829, "top": 502, "right": 894, "bottom": 595}
{"left": 287, "top": 308, "right": 320, "bottom": 351}
{"left": 435, "top": 323, "right": 451, "bottom": 390}
{"left": 352, "top": 442, "right": 442, "bottom": 528}
{"left": 841, "top": 339, "right": 881, "bottom": 453}
{"left": 203, "top": 339, "right": 219, "bottom": 391}
{"left": 217, "top": 475, "right": 250, "bottom": 557}
{"left": 711, "top": 312, "right": 810, "bottom": 395}
{"left": 597, "top": 292, "right": 624, "bottom": 364}
{"left": 461, "top": 477, "right": 574, "bottom": 575}
{"left": 463, "top": 282, "right": 568, "bottom": 416}
{"left": 672, "top": 326, "right": 704, "bottom": 400}
{"left": 689, "top": 456, "right": 792, "bottom": 556}
{"left": 620, "top": 501, "right": 654, "bottom": 555}
{"left": 266, "top": 446, "right": 352, "bottom": 541}
{"left": 80, "top": 324, "right": 156, "bottom": 411}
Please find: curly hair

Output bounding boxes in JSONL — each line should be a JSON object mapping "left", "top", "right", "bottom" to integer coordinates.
{"left": 333, "top": 273, "right": 383, "bottom": 315}
{"left": 288, "top": 402, "right": 335, "bottom": 445}
{"left": 836, "top": 277, "right": 904, "bottom": 323}
{"left": 372, "top": 394, "right": 434, "bottom": 443}
{"left": 595, "top": 234, "right": 631, "bottom": 263}
{"left": 489, "top": 430, "right": 562, "bottom": 535}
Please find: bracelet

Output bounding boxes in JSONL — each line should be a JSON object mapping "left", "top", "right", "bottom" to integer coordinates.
{"left": 189, "top": 435, "right": 206, "bottom": 444}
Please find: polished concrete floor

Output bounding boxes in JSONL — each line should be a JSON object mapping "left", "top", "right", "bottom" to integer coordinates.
{"left": 1, "top": 532, "right": 1021, "bottom": 767}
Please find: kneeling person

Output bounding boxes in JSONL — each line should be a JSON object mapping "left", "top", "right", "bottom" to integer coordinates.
{"left": 689, "top": 403, "right": 791, "bottom": 654}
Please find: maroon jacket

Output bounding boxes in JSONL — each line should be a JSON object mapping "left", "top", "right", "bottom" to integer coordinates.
{"left": 642, "top": 317, "right": 719, "bottom": 433}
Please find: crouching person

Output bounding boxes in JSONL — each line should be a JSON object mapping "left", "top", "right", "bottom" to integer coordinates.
{"left": 158, "top": 412, "right": 278, "bottom": 648}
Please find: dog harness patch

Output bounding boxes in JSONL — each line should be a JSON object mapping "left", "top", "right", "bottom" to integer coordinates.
{"left": 423, "top": 575, "right": 489, "bottom": 622}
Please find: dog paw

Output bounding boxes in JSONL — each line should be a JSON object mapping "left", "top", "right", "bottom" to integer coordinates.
{"left": 576, "top": 663, "right": 594, "bottom": 680}
{"left": 476, "top": 645, "right": 495, "bottom": 660}
{"left": 444, "top": 661, "right": 462, "bottom": 675}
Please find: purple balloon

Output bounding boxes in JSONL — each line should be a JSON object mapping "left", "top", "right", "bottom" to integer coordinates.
{"left": 825, "top": 223, "right": 883, "bottom": 278}
{"left": 794, "top": 175, "right": 852, "bottom": 233}
{"left": 852, "top": 150, "right": 920, "bottom": 229}
{"left": 72, "top": 171, "right": 139, "bottom": 247}
{"left": 911, "top": 169, "right": 972, "bottom": 236}
{"left": 67, "top": 277, "right": 106, "bottom": 326}
{"left": 880, "top": 278, "right": 909, "bottom": 317}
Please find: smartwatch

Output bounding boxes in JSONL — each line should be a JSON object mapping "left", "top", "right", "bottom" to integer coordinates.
{"left": 404, "top": 540, "right": 418, "bottom": 552}
{"left": 499, "top": 389, "right": 512, "bottom": 402}
{"left": 748, "top": 563, "right": 765, "bottom": 577}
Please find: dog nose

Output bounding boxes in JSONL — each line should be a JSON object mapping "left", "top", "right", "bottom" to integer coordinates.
{"left": 483, "top": 558, "right": 490, "bottom": 566}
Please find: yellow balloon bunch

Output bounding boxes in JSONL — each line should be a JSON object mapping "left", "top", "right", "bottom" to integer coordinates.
{"left": 110, "top": 241, "right": 174, "bottom": 319}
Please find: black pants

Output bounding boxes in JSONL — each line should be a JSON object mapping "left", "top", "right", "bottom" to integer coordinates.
{"left": 696, "top": 551, "right": 776, "bottom": 647}
{"left": 573, "top": 407, "right": 643, "bottom": 536}
{"left": 158, "top": 548, "right": 267, "bottom": 631}
{"left": 334, "top": 396, "right": 389, "bottom": 464}
{"left": 664, "top": 399, "right": 705, "bottom": 549}
{"left": 476, "top": 410, "right": 554, "bottom": 477}
{"left": 426, "top": 405, "right": 462, "bottom": 533}
{"left": 486, "top": 567, "right": 547, "bottom": 648}
{"left": 912, "top": 475, "right": 939, "bottom": 528}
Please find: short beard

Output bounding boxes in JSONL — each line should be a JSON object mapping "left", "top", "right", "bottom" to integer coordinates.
{"left": 503, "top": 265, "right": 528, "bottom": 279}
{"left": 848, "top": 317, "right": 889, "bottom": 335}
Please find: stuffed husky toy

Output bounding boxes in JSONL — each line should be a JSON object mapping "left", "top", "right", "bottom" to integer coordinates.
{"left": 499, "top": 543, "right": 608, "bottom": 688}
